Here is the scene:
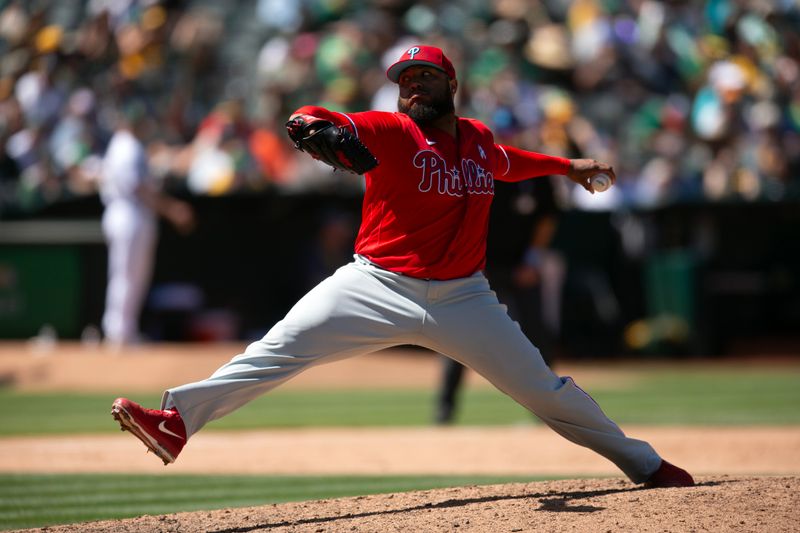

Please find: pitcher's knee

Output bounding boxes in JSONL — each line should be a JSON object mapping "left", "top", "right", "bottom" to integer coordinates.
{"left": 507, "top": 375, "right": 590, "bottom": 416}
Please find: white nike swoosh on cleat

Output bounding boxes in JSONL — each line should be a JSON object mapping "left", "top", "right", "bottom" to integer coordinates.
{"left": 426, "top": 139, "right": 436, "bottom": 145}
{"left": 158, "top": 420, "right": 185, "bottom": 440}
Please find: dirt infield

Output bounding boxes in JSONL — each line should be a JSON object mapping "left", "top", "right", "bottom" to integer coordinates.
{"left": 3, "top": 426, "right": 799, "bottom": 477}
{"left": 3, "top": 342, "right": 800, "bottom": 532}
{"left": 14, "top": 477, "right": 800, "bottom": 532}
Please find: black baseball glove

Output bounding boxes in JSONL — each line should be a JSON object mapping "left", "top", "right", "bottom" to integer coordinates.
{"left": 286, "top": 115, "right": 379, "bottom": 175}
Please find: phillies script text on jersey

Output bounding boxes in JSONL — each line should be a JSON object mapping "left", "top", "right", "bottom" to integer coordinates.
{"left": 294, "top": 106, "right": 571, "bottom": 280}
{"left": 414, "top": 149, "right": 494, "bottom": 196}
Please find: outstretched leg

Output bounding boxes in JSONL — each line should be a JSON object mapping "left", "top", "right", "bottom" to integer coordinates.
{"left": 112, "top": 261, "right": 426, "bottom": 461}
{"left": 422, "top": 273, "right": 676, "bottom": 484}
{"left": 162, "top": 262, "right": 426, "bottom": 437}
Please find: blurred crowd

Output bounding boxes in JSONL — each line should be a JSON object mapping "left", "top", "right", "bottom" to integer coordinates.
{"left": 1, "top": 0, "right": 799, "bottom": 217}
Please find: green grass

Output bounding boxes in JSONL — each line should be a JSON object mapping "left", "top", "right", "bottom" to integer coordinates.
{"left": 0, "top": 367, "right": 798, "bottom": 436}
{"left": 0, "top": 473, "right": 539, "bottom": 531}
{"left": 588, "top": 370, "right": 800, "bottom": 425}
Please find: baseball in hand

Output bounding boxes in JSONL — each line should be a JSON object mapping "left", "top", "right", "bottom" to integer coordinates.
{"left": 591, "top": 173, "right": 611, "bottom": 192}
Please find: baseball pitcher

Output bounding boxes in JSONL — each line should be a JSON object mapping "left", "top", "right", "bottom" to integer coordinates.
{"left": 112, "top": 45, "right": 693, "bottom": 488}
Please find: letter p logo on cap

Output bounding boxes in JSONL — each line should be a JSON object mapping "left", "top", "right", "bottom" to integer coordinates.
{"left": 386, "top": 45, "right": 457, "bottom": 83}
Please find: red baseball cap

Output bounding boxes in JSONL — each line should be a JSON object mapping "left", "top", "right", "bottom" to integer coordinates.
{"left": 386, "top": 45, "right": 456, "bottom": 83}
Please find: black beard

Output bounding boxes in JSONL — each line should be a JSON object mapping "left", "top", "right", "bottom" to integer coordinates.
{"left": 398, "top": 94, "right": 455, "bottom": 125}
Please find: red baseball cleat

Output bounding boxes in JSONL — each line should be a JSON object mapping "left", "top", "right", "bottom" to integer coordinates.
{"left": 644, "top": 460, "right": 695, "bottom": 488}
{"left": 111, "top": 398, "right": 186, "bottom": 465}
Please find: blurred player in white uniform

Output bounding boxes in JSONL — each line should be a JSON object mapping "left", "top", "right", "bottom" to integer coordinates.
{"left": 100, "top": 104, "right": 195, "bottom": 346}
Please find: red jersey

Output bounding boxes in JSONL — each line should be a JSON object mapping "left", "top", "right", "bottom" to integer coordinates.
{"left": 294, "top": 106, "right": 571, "bottom": 280}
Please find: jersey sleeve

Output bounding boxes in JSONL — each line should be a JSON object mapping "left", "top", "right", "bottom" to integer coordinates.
{"left": 494, "top": 144, "right": 571, "bottom": 182}
{"left": 291, "top": 106, "right": 400, "bottom": 146}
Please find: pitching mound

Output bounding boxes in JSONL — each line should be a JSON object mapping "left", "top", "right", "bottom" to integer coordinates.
{"left": 18, "top": 476, "right": 798, "bottom": 532}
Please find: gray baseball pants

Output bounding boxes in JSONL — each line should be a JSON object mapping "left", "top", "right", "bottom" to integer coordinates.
{"left": 162, "top": 256, "right": 662, "bottom": 483}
